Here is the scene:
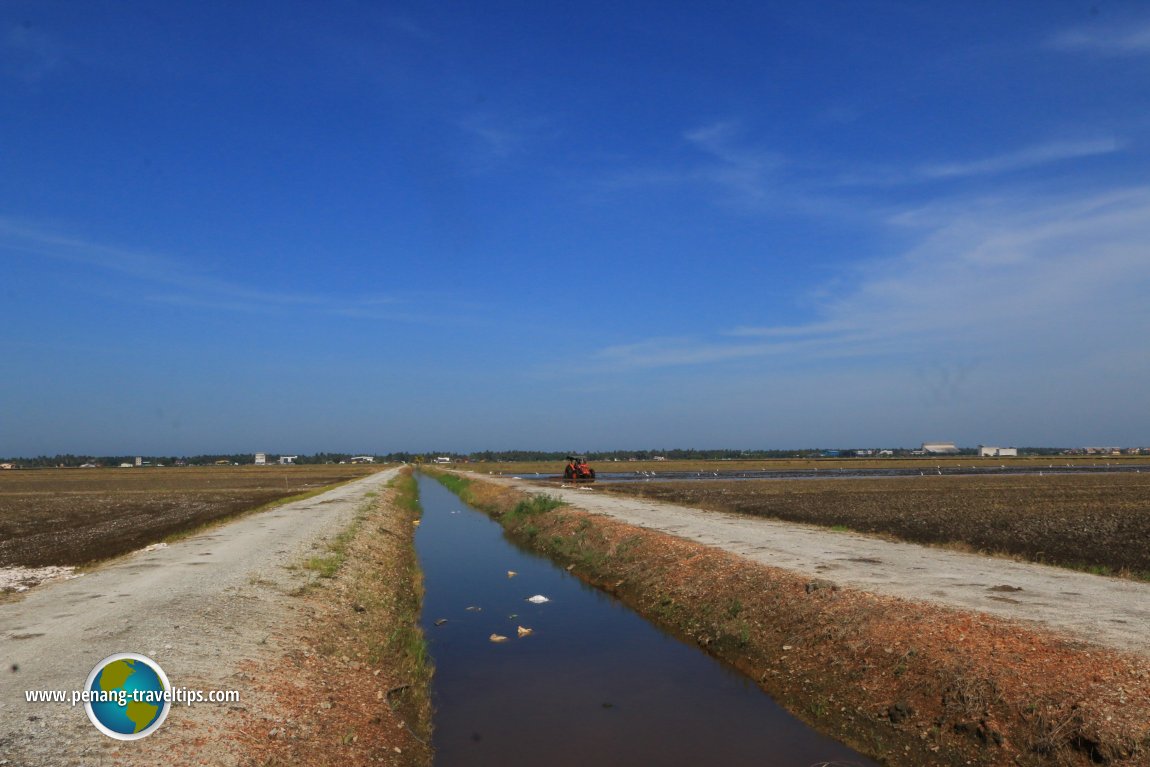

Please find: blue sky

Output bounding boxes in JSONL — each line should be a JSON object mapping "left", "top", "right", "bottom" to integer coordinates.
{"left": 3, "top": 1, "right": 1149, "bottom": 455}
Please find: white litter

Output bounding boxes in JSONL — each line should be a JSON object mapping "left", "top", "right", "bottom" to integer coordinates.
{"left": 526, "top": 594, "right": 550, "bottom": 604}
{"left": 0, "top": 566, "right": 79, "bottom": 592}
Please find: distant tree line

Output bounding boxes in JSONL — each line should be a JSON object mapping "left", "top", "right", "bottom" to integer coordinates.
{"left": 0, "top": 452, "right": 416, "bottom": 468}
{"left": 5, "top": 447, "right": 1133, "bottom": 468}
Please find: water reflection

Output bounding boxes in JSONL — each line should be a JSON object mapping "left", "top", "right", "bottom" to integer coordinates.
{"left": 414, "top": 475, "right": 875, "bottom": 767}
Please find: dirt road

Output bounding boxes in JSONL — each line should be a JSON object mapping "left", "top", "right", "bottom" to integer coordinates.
{"left": 0, "top": 467, "right": 398, "bottom": 767}
{"left": 493, "top": 478, "right": 1150, "bottom": 656}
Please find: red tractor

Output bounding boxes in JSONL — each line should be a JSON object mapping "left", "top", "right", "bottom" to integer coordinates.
{"left": 563, "top": 455, "right": 596, "bottom": 482}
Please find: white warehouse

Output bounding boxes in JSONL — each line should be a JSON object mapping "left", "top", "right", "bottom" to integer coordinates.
{"left": 978, "top": 446, "right": 1018, "bottom": 457}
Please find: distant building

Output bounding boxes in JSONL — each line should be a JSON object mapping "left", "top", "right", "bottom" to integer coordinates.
{"left": 350, "top": 456, "right": 375, "bottom": 464}
{"left": 0, "top": 463, "right": 15, "bottom": 470}
{"left": 921, "top": 442, "right": 959, "bottom": 454}
{"left": 978, "top": 446, "right": 1018, "bottom": 457}
{"left": 279, "top": 456, "right": 298, "bottom": 465}
{"left": 135, "top": 456, "right": 143, "bottom": 467}
{"left": 433, "top": 457, "right": 452, "bottom": 464}
{"left": 254, "top": 453, "right": 267, "bottom": 465}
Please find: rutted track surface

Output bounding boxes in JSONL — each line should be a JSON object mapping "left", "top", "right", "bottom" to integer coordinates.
{"left": 490, "top": 477, "right": 1150, "bottom": 656}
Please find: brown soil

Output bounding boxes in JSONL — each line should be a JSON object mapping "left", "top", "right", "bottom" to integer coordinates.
{"left": 130, "top": 468, "right": 433, "bottom": 767}
{"left": 600, "top": 473, "right": 1150, "bottom": 575}
{"left": 438, "top": 471, "right": 1150, "bottom": 767}
{"left": 0, "top": 465, "right": 377, "bottom": 567}
{"left": 463, "top": 456, "right": 1150, "bottom": 476}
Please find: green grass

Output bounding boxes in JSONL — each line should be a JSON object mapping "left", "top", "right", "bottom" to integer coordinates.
{"left": 432, "top": 471, "right": 472, "bottom": 496}
{"left": 505, "top": 494, "right": 565, "bottom": 522}
{"left": 302, "top": 502, "right": 366, "bottom": 579}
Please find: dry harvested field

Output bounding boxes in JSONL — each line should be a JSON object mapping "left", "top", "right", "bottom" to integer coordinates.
{"left": 435, "top": 470, "right": 1150, "bottom": 766}
{"left": 602, "top": 473, "right": 1150, "bottom": 575}
{"left": 463, "top": 456, "right": 1150, "bottom": 476}
{"left": 0, "top": 465, "right": 380, "bottom": 568}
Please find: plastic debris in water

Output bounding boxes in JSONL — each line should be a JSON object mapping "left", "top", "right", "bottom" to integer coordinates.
{"left": 465, "top": 606, "right": 482, "bottom": 612}
{"left": 434, "top": 618, "right": 448, "bottom": 626}
{"left": 526, "top": 595, "right": 550, "bottom": 604}
{"left": 517, "top": 626, "right": 533, "bottom": 637}
{"left": 489, "top": 634, "right": 509, "bottom": 643}
{"left": 507, "top": 570, "right": 517, "bottom": 578}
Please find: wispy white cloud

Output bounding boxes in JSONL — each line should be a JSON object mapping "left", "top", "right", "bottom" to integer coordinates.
{"left": 915, "top": 138, "right": 1121, "bottom": 180}
{"left": 682, "top": 121, "right": 785, "bottom": 208}
{"left": 457, "top": 111, "right": 555, "bottom": 172}
{"left": 1048, "top": 21, "right": 1150, "bottom": 56}
{"left": 0, "top": 218, "right": 399, "bottom": 318}
{"left": 570, "top": 185, "right": 1150, "bottom": 374}
{"left": 592, "top": 121, "right": 788, "bottom": 211}
{"left": 836, "top": 138, "right": 1123, "bottom": 188}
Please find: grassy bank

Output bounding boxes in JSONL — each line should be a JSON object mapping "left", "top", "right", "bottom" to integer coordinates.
{"left": 428, "top": 469, "right": 1150, "bottom": 767}
{"left": 238, "top": 468, "right": 433, "bottom": 767}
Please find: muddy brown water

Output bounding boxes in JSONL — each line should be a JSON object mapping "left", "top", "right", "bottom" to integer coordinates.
{"left": 414, "top": 475, "right": 875, "bottom": 767}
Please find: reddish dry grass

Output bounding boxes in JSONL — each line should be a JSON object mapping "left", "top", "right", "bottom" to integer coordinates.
{"left": 227, "top": 474, "right": 431, "bottom": 767}
{"left": 453, "top": 474, "right": 1150, "bottom": 767}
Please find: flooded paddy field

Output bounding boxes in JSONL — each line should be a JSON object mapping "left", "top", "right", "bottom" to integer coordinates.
{"left": 414, "top": 474, "right": 875, "bottom": 766}
{"left": 600, "top": 472, "right": 1150, "bottom": 575}
{"left": 0, "top": 464, "right": 378, "bottom": 569}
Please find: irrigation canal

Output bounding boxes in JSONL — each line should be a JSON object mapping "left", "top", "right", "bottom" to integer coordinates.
{"left": 413, "top": 474, "right": 875, "bottom": 766}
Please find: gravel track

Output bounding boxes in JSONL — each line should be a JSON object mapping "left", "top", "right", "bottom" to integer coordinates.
{"left": 0, "top": 468, "right": 398, "bottom": 767}
{"left": 495, "top": 477, "right": 1150, "bottom": 656}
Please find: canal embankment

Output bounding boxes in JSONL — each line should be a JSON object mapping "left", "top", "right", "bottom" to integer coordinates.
{"left": 430, "top": 469, "right": 1150, "bottom": 767}
{"left": 414, "top": 473, "right": 874, "bottom": 766}
{"left": 219, "top": 467, "right": 432, "bottom": 767}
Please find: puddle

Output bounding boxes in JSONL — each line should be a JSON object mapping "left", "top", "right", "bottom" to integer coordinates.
{"left": 414, "top": 475, "right": 875, "bottom": 766}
